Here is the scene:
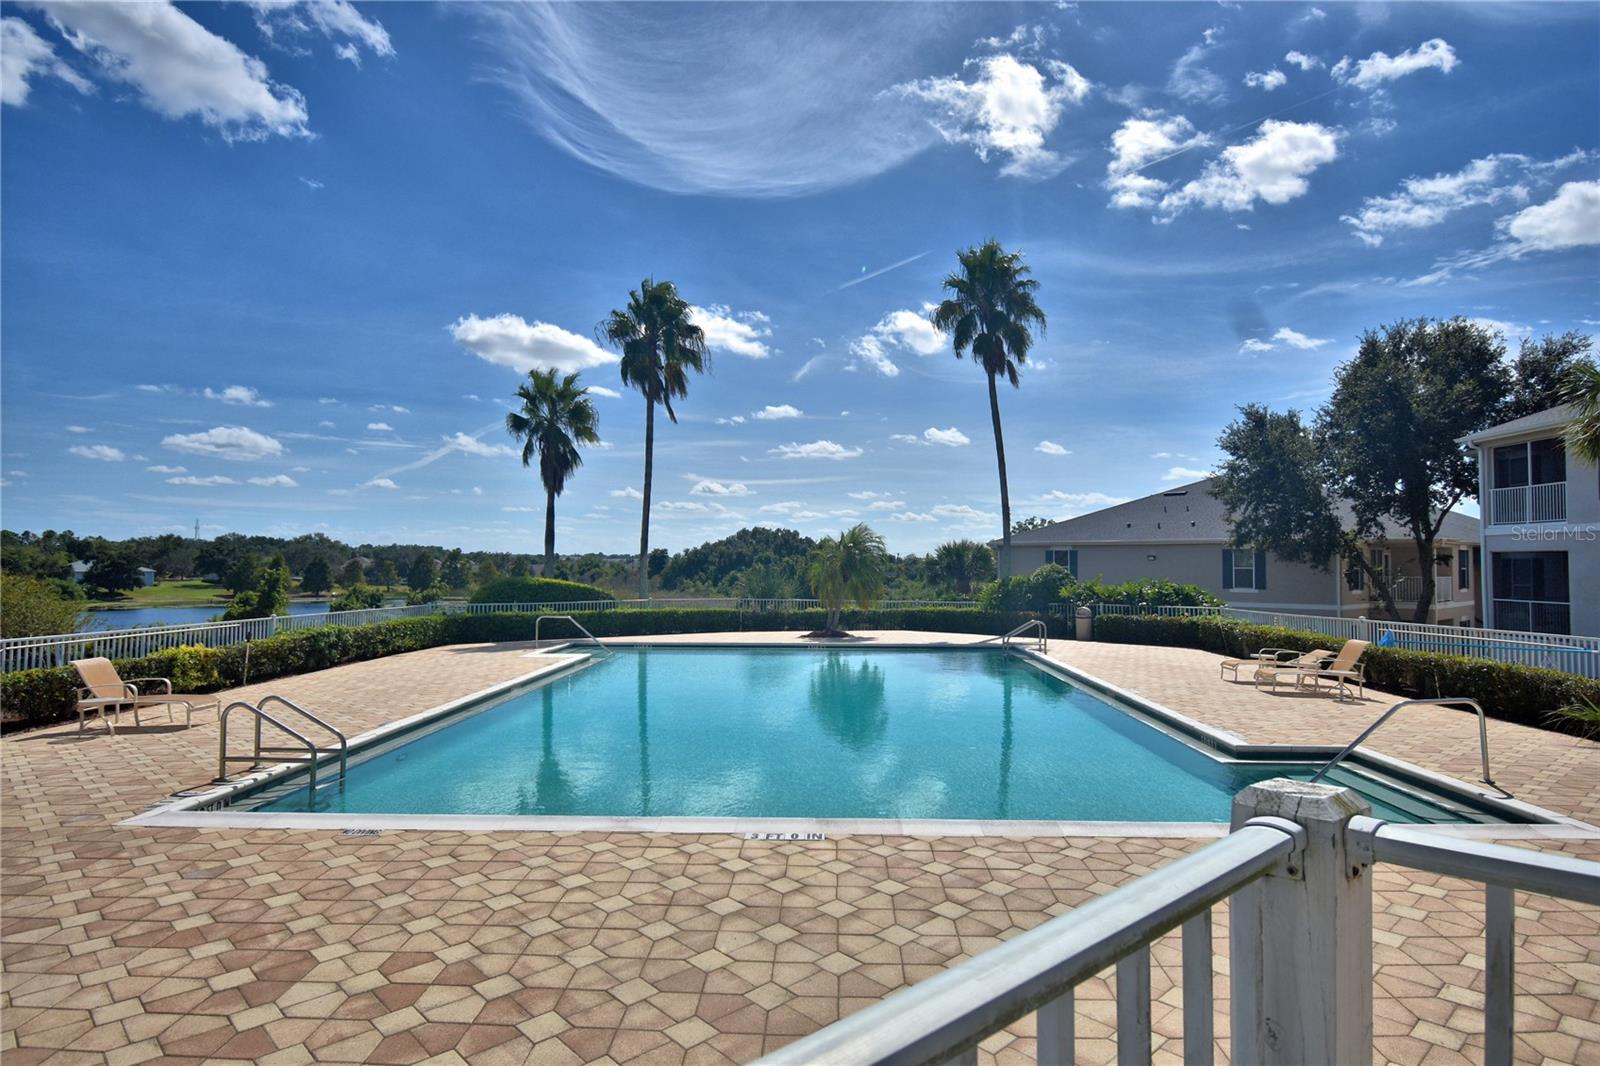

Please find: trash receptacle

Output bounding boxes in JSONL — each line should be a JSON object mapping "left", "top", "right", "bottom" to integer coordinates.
{"left": 1075, "top": 606, "right": 1092, "bottom": 641}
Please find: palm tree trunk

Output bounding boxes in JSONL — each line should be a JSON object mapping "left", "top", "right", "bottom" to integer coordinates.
{"left": 639, "top": 396, "right": 655, "bottom": 601}
{"left": 543, "top": 487, "right": 557, "bottom": 576}
{"left": 987, "top": 371, "right": 1013, "bottom": 577}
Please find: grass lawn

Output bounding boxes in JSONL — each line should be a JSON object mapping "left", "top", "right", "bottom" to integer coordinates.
{"left": 89, "top": 580, "right": 229, "bottom": 609}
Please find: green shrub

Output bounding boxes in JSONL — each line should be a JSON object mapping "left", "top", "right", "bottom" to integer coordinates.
{"left": 0, "top": 573, "right": 85, "bottom": 637}
{"left": 1092, "top": 613, "right": 1600, "bottom": 735}
{"left": 468, "top": 576, "right": 616, "bottom": 605}
{"left": 329, "top": 584, "right": 384, "bottom": 611}
{"left": 1063, "top": 577, "right": 1222, "bottom": 608}
{"left": 977, "top": 564, "right": 1073, "bottom": 613}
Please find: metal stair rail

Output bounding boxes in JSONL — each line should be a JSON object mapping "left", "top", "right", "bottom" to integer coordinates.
{"left": 1312, "top": 697, "right": 1495, "bottom": 787}
{"left": 256, "top": 695, "right": 348, "bottom": 779}
{"left": 999, "top": 618, "right": 1048, "bottom": 652}
{"left": 215, "top": 698, "right": 347, "bottom": 796}
{"left": 534, "top": 614, "right": 613, "bottom": 656}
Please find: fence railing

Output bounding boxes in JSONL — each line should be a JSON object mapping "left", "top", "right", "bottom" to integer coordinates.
{"left": 0, "top": 599, "right": 980, "bottom": 674}
{"left": 1491, "top": 598, "right": 1572, "bottom": 636}
{"left": 1489, "top": 481, "right": 1566, "bottom": 526}
{"left": 1087, "top": 602, "right": 1600, "bottom": 678}
{"left": 756, "top": 778, "right": 1600, "bottom": 1066}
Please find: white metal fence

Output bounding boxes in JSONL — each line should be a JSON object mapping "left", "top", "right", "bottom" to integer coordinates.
{"left": 1086, "top": 602, "right": 1600, "bottom": 678}
{"left": 0, "top": 599, "right": 980, "bottom": 674}
{"left": 756, "top": 778, "right": 1600, "bottom": 1066}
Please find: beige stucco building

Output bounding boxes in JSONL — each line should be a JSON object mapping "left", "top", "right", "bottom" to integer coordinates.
{"left": 1005, "top": 479, "right": 1482, "bottom": 624}
{"left": 1460, "top": 404, "right": 1598, "bottom": 637}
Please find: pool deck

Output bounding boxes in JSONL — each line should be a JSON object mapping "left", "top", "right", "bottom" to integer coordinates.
{"left": 3, "top": 632, "right": 1597, "bottom": 1065}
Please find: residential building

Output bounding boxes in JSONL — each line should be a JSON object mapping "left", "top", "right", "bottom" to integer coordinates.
{"left": 69, "top": 559, "right": 90, "bottom": 583}
{"left": 1460, "top": 403, "right": 1597, "bottom": 636}
{"left": 1005, "top": 479, "right": 1482, "bottom": 623}
{"left": 136, "top": 566, "right": 157, "bottom": 588}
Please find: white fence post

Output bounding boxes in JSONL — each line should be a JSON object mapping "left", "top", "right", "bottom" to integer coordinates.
{"left": 1229, "top": 779, "right": 1373, "bottom": 1066}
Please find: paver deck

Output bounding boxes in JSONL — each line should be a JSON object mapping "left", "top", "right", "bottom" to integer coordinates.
{"left": 3, "top": 633, "right": 1596, "bottom": 1065}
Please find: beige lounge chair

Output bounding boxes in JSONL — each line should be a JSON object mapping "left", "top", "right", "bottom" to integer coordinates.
{"left": 1255, "top": 640, "right": 1371, "bottom": 700}
{"left": 70, "top": 657, "right": 214, "bottom": 734}
{"left": 1220, "top": 647, "right": 1329, "bottom": 681}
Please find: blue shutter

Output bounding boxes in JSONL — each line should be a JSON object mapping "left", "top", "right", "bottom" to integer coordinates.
{"left": 1222, "top": 549, "right": 1234, "bottom": 590}
{"left": 1068, "top": 550, "right": 1078, "bottom": 578}
{"left": 1254, "top": 550, "right": 1267, "bottom": 591}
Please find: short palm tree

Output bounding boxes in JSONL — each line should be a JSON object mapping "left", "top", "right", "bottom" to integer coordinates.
{"left": 1562, "top": 360, "right": 1600, "bottom": 466}
{"left": 805, "top": 524, "right": 889, "bottom": 637}
{"left": 932, "top": 539, "right": 995, "bottom": 596}
{"left": 931, "top": 241, "right": 1047, "bottom": 576}
{"left": 602, "top": 279, "right": 709, "bottom": 599}
{"left": 506, "top": 368, "right": 601, "bottom": 575}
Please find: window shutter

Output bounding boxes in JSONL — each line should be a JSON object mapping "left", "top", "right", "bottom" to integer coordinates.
{"left": 1254, "top": 550, "right": 1267, "bottom": 591}
{"left": 1068, "top": 550, "right": 1078, "bottom": 578}
{"left": 1222, "top": 549, "right": 1234, "bottom": 590}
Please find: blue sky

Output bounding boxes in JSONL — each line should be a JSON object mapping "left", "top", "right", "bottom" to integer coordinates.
{"left": 2, "top": 1, "right": 1597, "bottom": 555}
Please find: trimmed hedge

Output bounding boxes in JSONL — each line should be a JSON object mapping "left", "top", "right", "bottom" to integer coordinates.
{"left": 1, "top": 608, "right": 1054, "bottom": 731}
{"left": 1093, "top": 614, "right": 1600, "bottom": 735}
{"left": 468, "top": 577, "right": 615, "bottom": 605}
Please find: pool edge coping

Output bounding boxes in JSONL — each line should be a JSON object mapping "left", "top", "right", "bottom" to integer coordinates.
{"left": 120, "top": 639, "right": 1600, "bottom": 839}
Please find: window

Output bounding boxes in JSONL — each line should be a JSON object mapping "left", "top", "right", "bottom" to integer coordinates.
{"left": 1492, "top": 444, "right": 1528, "bottom": 489}
{"left": 1046, "top": 548, "right": 1078, "bottom": 577}
{"left": 1457, "top": 551, "right": 1470, "bottom": 590}
{"left": 1345, "top": 557, "right": 1364, "bottom": 592}
{"left": 1223, "top": 548, "right": 1266, "bottom": 591}
{"left": 1493, "top": 437, "right": 1565, "bottom": 489}
{"left": 1492, "top": 551, "right": 1569, "bottom": 602}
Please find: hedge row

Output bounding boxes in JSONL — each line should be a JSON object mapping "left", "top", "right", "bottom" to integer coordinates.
{"left": 1, "top": 608, "right": 1055, "bottom": 731}
{"left": 1093, "top": 614, "right": 1600, "bottom": 735}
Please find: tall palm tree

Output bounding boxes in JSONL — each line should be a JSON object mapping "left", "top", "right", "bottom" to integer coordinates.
{"left": 805, "top": 523, "right": 890, "bottom": 637}
{"left": 932, "top": 539, "right": 995, "bottom": 596}
{"left": 506, "top": 368, "right": 601, "bottom": 575}
{"left": 1562, "top": 360, "right": 1600, "bottom": 465}
{"left": 601, "top": 279, "right": 709, "bottom": 599}
{"left": 931, "top": 241, "right": 1047, "bottom": 577}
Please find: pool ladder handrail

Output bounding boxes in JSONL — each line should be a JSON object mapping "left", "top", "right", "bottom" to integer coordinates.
{"left": 1311, "top": 697, "right": 1495, "bottom": 787}
{"left": 1000, "top": 618, "right": 1048, "bottom": 652}
{"left": 534, "top": 614, "right": 613, "bottom": 657}
{"left": 215, "top": 696, "right": 348, "bottom": 795}
{"left": 257, "top": 694, "right": 348, "bottom": 779}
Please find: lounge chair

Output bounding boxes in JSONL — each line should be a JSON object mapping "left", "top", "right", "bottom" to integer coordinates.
{"left": 1220, "top": 647, "right": 1329, "bottom": 681}
{"left": 70, "top": 657, "right": 214, "bottom": 734}
{"left": 1254, "top": 640, "right": 1371, "bottom": 700}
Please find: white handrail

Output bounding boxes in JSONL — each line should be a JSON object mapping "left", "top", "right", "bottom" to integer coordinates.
{"left": 534, "top": 614, "right": 612, "bottom": 655}
{"left": 999, "top": 618, "right": 1048, "bottom": 651}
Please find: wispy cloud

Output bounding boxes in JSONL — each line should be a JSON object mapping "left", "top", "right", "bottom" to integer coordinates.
{"left": 835, "top": 251, "right": 930, "bottom": 291}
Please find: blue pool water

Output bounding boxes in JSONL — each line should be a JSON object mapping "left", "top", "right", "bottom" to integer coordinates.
{"left": 250, "top": 648, "right": 1507, "bottom": 823}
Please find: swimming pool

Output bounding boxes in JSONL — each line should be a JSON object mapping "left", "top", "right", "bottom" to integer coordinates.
{"left": 234, "top": 647, "right": 1523, "bottom": 825}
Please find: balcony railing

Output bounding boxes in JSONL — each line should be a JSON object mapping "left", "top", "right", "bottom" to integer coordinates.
{"left": 1489, "top": 481, "right": 1566, "bottom": 525}
{"left": 757, "top": 778, "right": 1600, "bottom": 1066}
{"left": 1492, "top": 597, "right": 1572, "bottom": 635}
{"left": 1387, "top": 575, "right": 1457, "bottom": 604}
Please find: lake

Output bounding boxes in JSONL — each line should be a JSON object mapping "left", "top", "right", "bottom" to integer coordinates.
{"left": 80, "top": 602, "right": 332, "bottom": 631}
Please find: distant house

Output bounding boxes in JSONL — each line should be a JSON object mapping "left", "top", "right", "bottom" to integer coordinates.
{"left": 136, "top": 566, "right": 157, "bottom": 588}
{"left": 1004, "top": 478, "right": 1482, "bottom": 624}
{"left": 1459, "top": 403, "right": 1596, "bottom": 636}
{"left": 69, "top": 560, "right": 91, "bottom": 583}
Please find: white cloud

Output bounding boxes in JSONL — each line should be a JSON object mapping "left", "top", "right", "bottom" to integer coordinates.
{"left": 752, "top": 404, "right": 801, "bottom": 421}
{"left": 1240, "top": 338, "right": 1275, "bottom": 353}
{"left": 923, "top": 427, "right": 971, "bottom": 447}
{"left": 689, "top": 305, "right": 772, "bottom": 358}
{"left": 318, "top": 420, "right": 335, "bottom": 429}
{"left": 930, "top": 503, "right": 997, "bottom": 524}
{"left": 248, "top": 0, "right": 394, "bottom": 65}
{"left": 1243, "top": 69, "right": 1286, "bottom": 92}
{"left": 501, "top": 506, "right": 536, "bottom": 513}
{"left": 166, "top": 474, "right": 238, "bottom": 486}
{"left": 68, "top": 444, "right": 125, "bottom": 462}
{"left": 1161, "top": 120, "right": 1340, "bottom": 215}
{"left": 715, "top": 415, "right": 747, "bottom": 425}
{"left": 896, "top": 54, "right": 1091, "bottom": 178}
{"left": 1163, "top": 466, "right": 1211, "bottom": 481}
{"left": 1, "top": 15, "right": 92, "bottom": 105}
{"left": 446, "top": 432, "right": 514, "bottom": 458}
{"left": 1467, "top": 318, "right": 1533, "bottom": 340}
{"left": 758, "top": 500, "right": 806, "bottom": 514}
{"left": 889, "top": 433, "right": 922, "bottom": 444}
{"left": 370, "top": 403, "right": 409, "bottom": 414}
{"left": 1341, "top": 153, "right": 1542, "bottom": 246}
{"left": 1273, "top": 327, "right": 1330, "bottom": 349}
{"left": 889, "top": 511, "right": 935, "bottom": 523}
{"left": 850, "top": 306, "right": 947, "bottom": 376}
{"left": 473, "top": 3, "right": 950, "bottom": 197}
{"left": 1035, "top": 440, "right": 1070, "bottom": 455}
{"left": 450, "top": 313, "right": 618, "bottom": 375}
{"left": 610, "top": 486, "right": 643, "bottom": 498}
{"left": 65, "top": 424, "right": 91, "bottom": 433}
{"left": 1104, "top": 112, "right": 1211, "bottom": 209}
{"left": 1332, "top": 38, "right": 1457, "bottom": 90}
{"left": 203, "top": 384, "right": 272, "bottom": 407}
{"left": 162, "top": 425, "right": 284, "bottom": 461}
{"left": 246, "top": 474, "right": 297, "bottom": 487}
{"left": 770, "top": 440, "right": 863, "bottom": 460}
{"left": 145, "top": 464, "right": 186, "bottom": 473}
{"left": 1283, "top": 50, "right": 1322, "bottom": 71}
{"left": 35, "top": 0, "right": 311, "bottom": 140}
{"left": 1502, "top": 180, "right": 1600, "bottom": 252}
{"left": 1020, "top": 490, "right": 1129, "bottom": 517}
{"left": 1168, "top": 28, "right": 1225, "bottom": 103}
{"left": 364, "top": 477, "right": 398, "bottom": 490}
{"left": 587, "top": 385, "right": 622, "bottom": 399}
{"left": 366, "top": 422, "right": 393, "bottom": 432}
{"left": 690, "top": 479, "right": 752, "bottom": 497}
{"left": 866, "top": 499, "right": 908, "bottom": 511}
